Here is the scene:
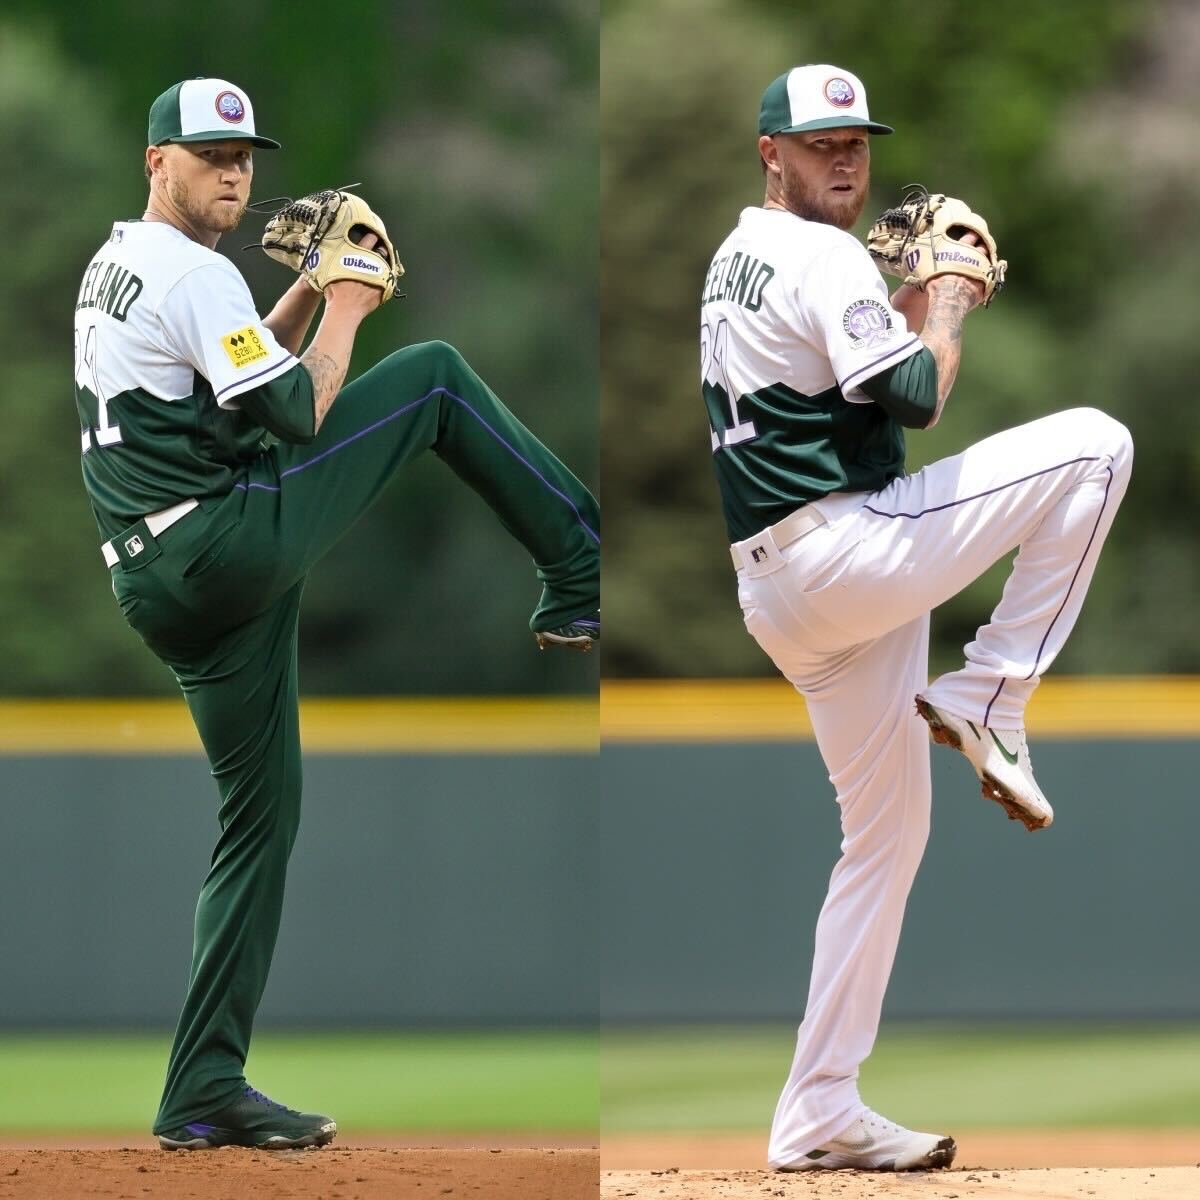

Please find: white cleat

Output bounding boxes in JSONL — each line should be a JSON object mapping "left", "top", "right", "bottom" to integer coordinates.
{"left": 915, "top": 694, "right": 1054, "bottom": 831}
{"left": 774, "top": 1109, "right": 957, "bottom": 1172}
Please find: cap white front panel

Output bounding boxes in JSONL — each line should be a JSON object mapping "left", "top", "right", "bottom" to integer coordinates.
{"left": 178, "top": 78, "right": 257, "bottom": 137}
{"left": 786, "top": 65, "right": 871, "bottom": 127}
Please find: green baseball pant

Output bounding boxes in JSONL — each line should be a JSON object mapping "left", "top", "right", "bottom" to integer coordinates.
{"left": 108, "top": 340, "right": 599, "bottom": 1131}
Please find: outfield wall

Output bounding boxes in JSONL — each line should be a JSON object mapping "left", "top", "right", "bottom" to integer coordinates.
{"left": 600, "top": 680, "right": 1200, "bottom": 1022}
{"left": 0, "top": 699, "right": 596, "bottom": 1027}
{"left": 3, "top": 684, "right": 1198, "bottom": 1026}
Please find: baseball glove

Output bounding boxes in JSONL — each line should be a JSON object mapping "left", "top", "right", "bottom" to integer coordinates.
{"left": 260, "top": 188, "right": 405, "bottom": 303}
{"left": 866, "top": 185, "right": 1006, "bottom": 306}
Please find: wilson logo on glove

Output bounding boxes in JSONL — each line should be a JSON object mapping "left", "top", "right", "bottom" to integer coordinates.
{"left": 341, "top": 255, "right": 383, "bottom": 274}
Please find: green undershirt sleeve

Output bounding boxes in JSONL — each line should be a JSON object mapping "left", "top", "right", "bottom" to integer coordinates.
{"left": 858, "top": 346, "right": 938, "bottom": 429}
{"left": 235, "top": 362, "right": 317, "bottom": 444}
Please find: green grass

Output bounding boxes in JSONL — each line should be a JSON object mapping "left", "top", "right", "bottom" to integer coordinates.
{"left": 0, "top": 1029, "right": 596, "bottom": 1133}
{"left": 12, "top": 1023, "right": 1200, "bottom": 1136}
{"left": 601, "top": 1022, "right": 1200, "bottom": 1132}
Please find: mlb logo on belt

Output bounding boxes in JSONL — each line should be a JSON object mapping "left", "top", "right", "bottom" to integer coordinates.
{"left": 125, "top": 535, "right": 144, "bottom": 557}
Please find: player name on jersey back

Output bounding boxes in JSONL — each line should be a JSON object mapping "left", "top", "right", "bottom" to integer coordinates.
{"left": 702, "top": 251, "right": 775, "bottom": 311}
{"left": 76, "top": 259, "right": 143, "bottom": 322}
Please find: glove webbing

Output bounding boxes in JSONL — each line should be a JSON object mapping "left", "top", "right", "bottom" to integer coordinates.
{"left": 241, "top": 182, "right": 361, "bottom": 259}
{"left": 871, "top": 183, "right": 931, "bottom": 268}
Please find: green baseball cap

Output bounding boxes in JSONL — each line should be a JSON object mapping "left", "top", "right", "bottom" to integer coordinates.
{"left": 148, "top": 77, "right": 281, "bottom": 149}
{"left": 759, "top": 65, "right": 893, "bottom": 137}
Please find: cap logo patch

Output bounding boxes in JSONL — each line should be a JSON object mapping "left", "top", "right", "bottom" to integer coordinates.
{"left": 824, "top": 77, "right": 855, "bottom": 108}
{"left": 215, "top": 91, "right": 246, "bottom": 124}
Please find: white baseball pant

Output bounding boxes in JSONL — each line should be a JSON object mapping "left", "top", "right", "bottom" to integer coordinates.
{"left": 732, "top": 407, "right": 1133, "bottom": 1167}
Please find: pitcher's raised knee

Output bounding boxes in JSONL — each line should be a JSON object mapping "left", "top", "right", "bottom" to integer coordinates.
{"left": 388, "top": 339, "right": 467, "bottom": 388}
{"left": 1062, "top": 406, "right": 1133, "bottom": 470}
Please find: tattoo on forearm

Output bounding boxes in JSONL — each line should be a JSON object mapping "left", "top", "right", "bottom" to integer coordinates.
{"left": 923, "top": 289, "right": 971, "bottom": 343}
{"left": 301, "top": 349, "right": 347, "bottom": 432}
{"left": 919, "top": 280, "right": 978, "bottom": 425}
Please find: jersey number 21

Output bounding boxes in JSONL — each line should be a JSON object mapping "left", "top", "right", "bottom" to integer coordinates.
{"left": 75, "top": 324, "right": 123, "bottom": 452}
{"left": 701, "top": 316, "right": 757, "bottom": 451}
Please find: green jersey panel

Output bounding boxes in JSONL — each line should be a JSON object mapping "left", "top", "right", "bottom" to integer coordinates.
{"left": 707, "top": 378, "right": 905, "bottom": 543}
{"left": 77, "top": 369, "right": 313, "bottom": 541}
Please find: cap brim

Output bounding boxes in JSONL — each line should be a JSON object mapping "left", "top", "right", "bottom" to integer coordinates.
{"left": 159, "top": 131, "right": 282, "bottom": 149}
{"left": 768, "top": 116, "right": 893, "bottom": 136}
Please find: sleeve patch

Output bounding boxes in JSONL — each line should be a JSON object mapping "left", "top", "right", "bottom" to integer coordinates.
{"left": 220, "top": 326, "right": 270, "bottom": 369}
{"left": 842, "top": 299, "right": 896, "bottom": 349}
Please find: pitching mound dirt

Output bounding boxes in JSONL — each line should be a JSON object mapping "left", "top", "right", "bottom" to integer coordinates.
{"left": 600, "top": 1131, "right": 1200, "bottom": 1170}
{"left": 602, "top": 1166, "right": 1200, "bottom": 1199}
{"left": 601, "top": 1132, "right": 1200, "bottom": 1200}
{"left": 0, "top": 1146, "right": 597, "bottom": 1200}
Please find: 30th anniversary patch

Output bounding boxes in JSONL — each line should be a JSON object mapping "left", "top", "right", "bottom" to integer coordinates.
{"left": 220, "top": 326, "right": 269, "bottom": 369}
{"left": 842, "top": 298, "right": 896, "bottom": 349}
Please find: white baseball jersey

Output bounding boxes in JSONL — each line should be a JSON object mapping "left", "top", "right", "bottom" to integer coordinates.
{"left": 701, "top": 206, "right": 922, "bottom": 541}
{"left": 74, "top": 220, "right": 300, "bottom": 538}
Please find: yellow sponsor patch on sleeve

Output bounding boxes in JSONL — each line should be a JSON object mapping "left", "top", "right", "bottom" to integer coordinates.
{"left": 220, "top": 326, "right": 270, "bottom": 369}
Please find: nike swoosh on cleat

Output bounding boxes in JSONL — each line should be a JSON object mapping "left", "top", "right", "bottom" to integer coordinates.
{"left": 988, "top": 730, "right": 1020, "bottom": 765}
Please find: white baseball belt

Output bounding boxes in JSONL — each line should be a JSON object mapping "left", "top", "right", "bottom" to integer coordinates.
{"left": 729, "top": 504, "right": 827, "bottom": 576}
{"left": 101, "top": 498, "right": 199, "bottom": 568}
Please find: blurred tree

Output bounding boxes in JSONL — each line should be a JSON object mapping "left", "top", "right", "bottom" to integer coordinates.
{"left": 0, "top": 25, "right": 169, "bottom": 692}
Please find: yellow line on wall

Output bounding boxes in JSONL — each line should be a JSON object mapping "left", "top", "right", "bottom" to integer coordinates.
{"left": 600, "top": 677, "right": 1200, "bottom": 741}
{"left": 0, "top": 698, "right": 597, "bottom": 755}
{"left": 3, "top": 678, "right": 1197, "bottom": 752}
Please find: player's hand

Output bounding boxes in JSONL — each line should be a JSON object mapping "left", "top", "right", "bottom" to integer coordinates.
{"left": 925, "top": 232, "right": 986, "bottom": 311}
{"left": 323, "top": 231, "right": 385, "bottom": 317}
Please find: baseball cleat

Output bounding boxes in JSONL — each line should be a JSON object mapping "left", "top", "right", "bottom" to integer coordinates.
{"left": 534, "top": 610, "right": 599, "bottom": 652}
{"left": 157, "top": 1085, "right": 336, "bottom": 1151}
{"left": 915, "top": 695, "right": 1053, "bottom": 831}
{"left": 774, "top": 1109, "right": 956, "bottom": 1172}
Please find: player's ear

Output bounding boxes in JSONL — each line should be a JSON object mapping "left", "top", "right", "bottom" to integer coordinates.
{"left": 758, "top": 135, "right": 780, "bottom": 175}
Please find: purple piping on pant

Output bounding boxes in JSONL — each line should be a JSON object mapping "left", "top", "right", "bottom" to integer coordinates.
{"left": 234, "top": 386, "right": 599, "bottom": 543}
{"left": 983, "top": 678, "right": 1006, "bottom": 726}
{"left": 863, "top": 456, "right": 1102, "bottom": 520}
{"left": 871, "top": 455, "right": 1116, "bottom": 725}
{"left": 1022, "top": 463, "right": 1114, "bottom": 681}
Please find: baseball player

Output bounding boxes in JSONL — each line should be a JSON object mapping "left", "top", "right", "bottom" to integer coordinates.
{"left": 701, "top": 64, "right": 1131, "bottom": 1171}
{"left": 73, "top": 77, "right": 599, "bottom": 1150}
